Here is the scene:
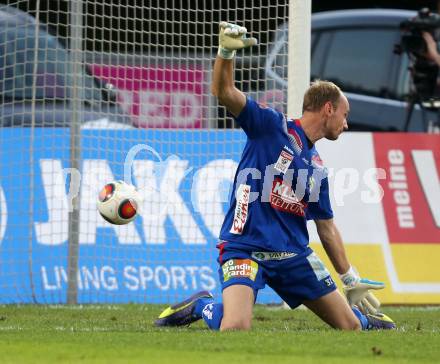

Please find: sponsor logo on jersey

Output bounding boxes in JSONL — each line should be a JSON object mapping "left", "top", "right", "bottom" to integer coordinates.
{"left": 230, "top": 184, "right": 251, "bottom": 235}
{"left": 222, "top": 258, "right": 259, "bottom": 282}
{"left": 251, "top": 251, "right": 297, "bottom": 261}
{"left": 274, "top": 150, "right": 293, "bottom": 174}
{"left": 270, "top": 178, "right": 306, "bottom": 216}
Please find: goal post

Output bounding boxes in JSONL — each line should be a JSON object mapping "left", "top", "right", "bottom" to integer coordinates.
{"left": 66, "top": 0, "right": 84, "bottom": 305}
{"left": 0, "top": 0, "right": 310, "bottom": 305}
{"left": 288, "top": 0, "right": 311, "bottom": 119}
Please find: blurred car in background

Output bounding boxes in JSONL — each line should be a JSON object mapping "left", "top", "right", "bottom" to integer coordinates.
{"left": 265, "top": 9, "right": 440, "bottom": 132}
{"left": 0, "top": 5, "right": 131, "bottom": 128}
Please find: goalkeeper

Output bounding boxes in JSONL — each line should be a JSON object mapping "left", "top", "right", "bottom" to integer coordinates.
{"left": 156, "top": 22, "right": 396, "bottom": 331}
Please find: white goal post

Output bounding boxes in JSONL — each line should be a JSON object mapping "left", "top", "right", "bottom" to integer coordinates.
{"left": 288, "top": 0, "right": 311, "bottom": 119}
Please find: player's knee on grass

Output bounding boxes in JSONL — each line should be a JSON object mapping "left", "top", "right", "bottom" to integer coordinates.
{"left": 334, "top": 316, "right": 362, "bottom": 331}
{"left": 303, "top": 290, "right": 362, "bottom": 331}
{"left": 220, "top": 316, "right": 252, "bottom": 331}
{"left": 221, "top": 284, "right": 254, "bottom": 331}
{"left": 324, "top": 308, "right": 361, "bottom": 330}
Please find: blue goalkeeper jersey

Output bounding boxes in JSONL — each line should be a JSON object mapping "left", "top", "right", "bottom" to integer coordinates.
{"left": 218, "top": 97, "right": 333, "bottom": 254}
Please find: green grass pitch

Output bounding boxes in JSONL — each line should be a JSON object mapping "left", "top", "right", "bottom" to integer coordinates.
{"left": 0, "top": 305, "right": 439, "bottom": 363}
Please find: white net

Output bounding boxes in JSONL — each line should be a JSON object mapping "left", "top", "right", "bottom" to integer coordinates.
{"left": 0, "top": 0, "right": 289, "bottom": 304}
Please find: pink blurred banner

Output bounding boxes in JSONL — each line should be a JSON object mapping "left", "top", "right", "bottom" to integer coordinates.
{"left": 91, "top": 64, "right": 205, "bottom": 128}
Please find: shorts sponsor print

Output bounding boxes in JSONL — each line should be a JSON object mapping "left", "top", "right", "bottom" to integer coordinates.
{"left": 306, "top": 252, "right": 331, "bottom": 281}
{"left": 222, "top": 258, "right": 259, "bottom": 282}
{"left": 251, "top": 251, "right": 297, "bottom": 261}
{"left": 218, "top": 246, "right": 336, "bottom": 308}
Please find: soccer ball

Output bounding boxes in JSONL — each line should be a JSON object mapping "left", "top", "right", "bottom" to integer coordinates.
{"left": 97, "top": 180, "right": 140, "bottom": 225}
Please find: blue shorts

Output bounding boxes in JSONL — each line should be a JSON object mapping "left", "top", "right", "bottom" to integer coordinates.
{"left": 217, "top": 245, "right": 337, "bottom": 309}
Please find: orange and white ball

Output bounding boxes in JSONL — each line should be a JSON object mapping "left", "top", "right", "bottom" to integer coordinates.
{"left": 97, "top": 180, "right": 140, "bottom": 225}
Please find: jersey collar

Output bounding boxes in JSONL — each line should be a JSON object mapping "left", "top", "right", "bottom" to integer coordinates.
{"left": 286, "top": 118, "right": 314, "bottom": 154}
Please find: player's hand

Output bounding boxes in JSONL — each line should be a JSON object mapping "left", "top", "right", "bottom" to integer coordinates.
{"left": 218, "top": 22, "right": 258, "bottom": 59}
{"left": 340, "top": 267, "right": 384, "bottom": 315}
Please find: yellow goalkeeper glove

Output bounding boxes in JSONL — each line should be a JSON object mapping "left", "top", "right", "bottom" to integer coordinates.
{"left": 340, "top": 266, "right": 384, "bottom": 315}
{"left": 218, "top": 21, "right": 258, "bottom": 59}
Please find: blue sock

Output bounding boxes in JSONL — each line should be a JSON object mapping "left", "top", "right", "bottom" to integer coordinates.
{"left": 352, "top": 307, "right": 369, "bottom": 330}
{"left": 198, "top": 302, "right": 224, "bottom": 331}
{"left": 194, "top": 297, "right": 214, "bottom": 317}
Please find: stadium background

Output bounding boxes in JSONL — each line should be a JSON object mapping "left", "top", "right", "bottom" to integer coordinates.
{"left": 1, "top": 0, "right": 439, "bottom": 54}
{"left": 0, "top": 0, "right": 438, "bottom": 306}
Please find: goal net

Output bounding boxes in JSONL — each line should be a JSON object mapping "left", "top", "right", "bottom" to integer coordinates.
{"left": 0, "top": 0, "right": 309, "bottom": 304}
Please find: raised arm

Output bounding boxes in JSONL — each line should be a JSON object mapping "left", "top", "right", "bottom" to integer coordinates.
{"left": 211, "top": 56, "right": 246, "bottom": 117}
{"left": 211, "top": 22, "right": 257, "bottom": 117}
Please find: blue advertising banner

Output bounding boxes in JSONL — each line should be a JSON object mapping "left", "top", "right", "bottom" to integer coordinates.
{"left": 0, "top": 128, "right": 280, "bottom": 304}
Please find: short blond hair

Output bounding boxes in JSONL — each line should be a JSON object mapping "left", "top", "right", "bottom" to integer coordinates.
{"left": 302, "top": 80, "right": 342, "bottom": 113}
